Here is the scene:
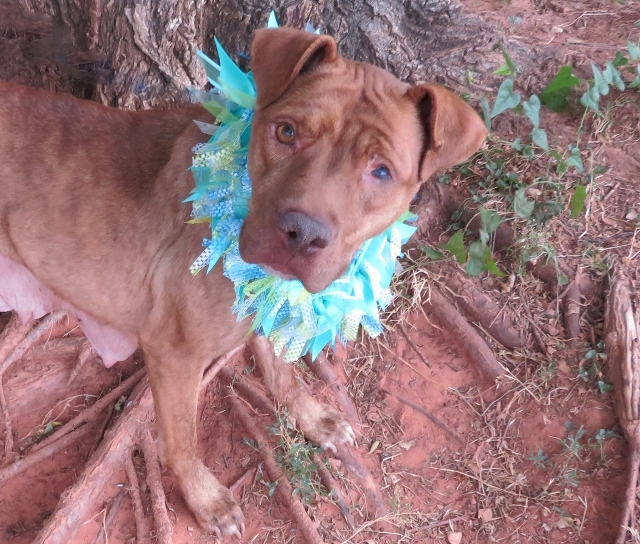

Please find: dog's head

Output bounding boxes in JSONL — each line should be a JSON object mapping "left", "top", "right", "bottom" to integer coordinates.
{"left": 239, "top": 28, "right": 487, "bottom": 293}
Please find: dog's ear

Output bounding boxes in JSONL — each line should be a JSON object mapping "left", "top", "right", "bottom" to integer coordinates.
{"left": 251, "top": 27, "right": 338, "bottom": 108}
{"left": 406, "top": 84, "right": 488, "bottom": 183}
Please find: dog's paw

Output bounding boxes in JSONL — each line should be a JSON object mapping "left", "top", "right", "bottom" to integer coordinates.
{"left": 289, "top": 393, "right": 356, "bottom": 454}
{"left": 179, "top": 461, "right": 245, "bottom": 538}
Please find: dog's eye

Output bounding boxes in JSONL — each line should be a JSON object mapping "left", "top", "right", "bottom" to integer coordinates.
{"left": 276, "top": 123, "right": 296, "bottom": 145}
{"left": 371, "top": 165, "right": 392, "bottom": 181}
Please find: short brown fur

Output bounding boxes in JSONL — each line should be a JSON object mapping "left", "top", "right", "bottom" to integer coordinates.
{"left": 0, "top": 27, "right": 486, "bottom": 537}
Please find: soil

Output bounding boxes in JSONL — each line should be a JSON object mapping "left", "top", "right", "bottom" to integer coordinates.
{"left": 1, "top": 0, "right": 640, "bottom": 543}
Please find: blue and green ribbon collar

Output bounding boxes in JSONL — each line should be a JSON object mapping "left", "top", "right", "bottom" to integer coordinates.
{"left": 186, "top": 15, "right": 417, "bottom": 362}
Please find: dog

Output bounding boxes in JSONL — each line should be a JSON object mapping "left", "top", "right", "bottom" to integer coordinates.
{"left": 0, "top": 26, "right": 487, "bottom": 537}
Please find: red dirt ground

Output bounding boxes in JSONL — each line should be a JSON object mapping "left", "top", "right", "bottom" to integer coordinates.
{"left": 1, "top": 0, "right": 640, "bottom": 543}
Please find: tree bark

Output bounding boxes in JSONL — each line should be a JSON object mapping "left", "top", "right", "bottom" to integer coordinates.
{"left": 2, "top": 0, "right": 499, "bottom": 108}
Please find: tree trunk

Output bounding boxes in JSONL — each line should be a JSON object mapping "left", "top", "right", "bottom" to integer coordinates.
{"left": 2, "top": 0, "right": 499, "bottom": 108}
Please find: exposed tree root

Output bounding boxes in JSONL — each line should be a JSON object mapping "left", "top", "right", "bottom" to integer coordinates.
{"left": 32, "top": 378, "right": 154, "bottom": 544}
{"left": 221, "top": 364, "right": 391, "bottom": 530}
{"left": 139, "top": 426, "right": 173, "bottom": 544}
{"left": 0, "top": 423, "right": 93, "bottom": 483}
{"left": 229, "top": 393, "right": 325, "bottom": 544}
{"left": 441, "top": 270, "right": 527, "bottom": 350}
{"left": 425, "top": 288, "right": 505, "bottom": 381}
{"left": 563, "top": 275, "right": 582, "bottom": 342}
{"left": 67, "top": 339, "right": 97, "bottom": 385}
{"left": 517, "top": 285, "right": 551, "bottom": 360}
{"left": 124, "top": 454, "right": 152, "bottom": 544}
{"left": 94, "top": 485, "right": 126, "bottom": 544}
{"left": 603, "top": 265, "right": 640, "bottom": 544}
{"left": 306, "top": 352, "right": 361, "bottom": 428}
{"left": 312, "top": 452, "right": 356, "bottom": 529}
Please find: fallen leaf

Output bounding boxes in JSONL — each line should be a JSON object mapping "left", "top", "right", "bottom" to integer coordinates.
{"left": 551, "top": 25, "right": 564, "bottom": 33}
{"left": 478, "top": 508, "right": 493, "bottom": 523}
{"left": 369, "top": 440, "right": 380, "bottom": 454}
{"left": 626, "top": 209, "right": 638, "bottom": 221}
{"left": 398, "top": 440, "right": 415, "bottom": 450}
{"left": 447, "top": 532, "right": 462, "bottom": 544}
{"left": 558, "top": 361, "right": 572, "bottom": 376}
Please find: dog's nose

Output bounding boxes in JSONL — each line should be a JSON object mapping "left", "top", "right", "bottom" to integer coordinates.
{"left": 278, "top": 211, "right": 331, "bottom": 255}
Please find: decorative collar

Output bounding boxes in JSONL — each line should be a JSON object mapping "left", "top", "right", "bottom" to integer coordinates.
{"left": 186, "top": 17, "right": 416, "bottom": 362}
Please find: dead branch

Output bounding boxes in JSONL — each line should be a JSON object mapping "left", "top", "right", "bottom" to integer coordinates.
{"left": 229, "top": 393, "right": 325, "bottom": 544}
{"left": 380, "top": 388, "right": 464, "bottom": 445}
{"left": 124, "top": 454, "right": 152, "bottom": 544}
{"left": 312, "top": 453, "right": 355, "bottom": 530}
{"left": 397, "top": 324, "right": 431, "bottom": 368}
{"left": 305, "top": 352, "right": 361, "bottom": 427}
{"left": 424, "top": 288, "right": 505, "bottom": 381}
{"left": 603, "top": 265, "right": 640, "bottom": 544}
{"left": 139, "top": 426, "right": 173, "bottom": 544}
{"left": 32, "top": 378, "right": 154, "bottom": 544}
{"left": 441, "top": 271, "right": 526, "bottom": 350}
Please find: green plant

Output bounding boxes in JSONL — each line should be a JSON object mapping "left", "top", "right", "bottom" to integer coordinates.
{"left": 269, "top": 410, "right": 325, "bottom": 503}
{"left": 528, "top": 449, "right": 549, "bottom": 471}
{"left": 560, "top": 422, "right": 587, "bottom": 460}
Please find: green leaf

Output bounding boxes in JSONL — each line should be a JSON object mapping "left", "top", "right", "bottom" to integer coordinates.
{"left": 551, "top": 150, "right": 567, "bottom": 175}
{"left": 466, "top": 241, "right": 488, "bottom": 276}
{"left": 591, "top": 64, "right": 609, "bottom": 96}
{"left": 485, "top": 256, "right": 507, "bottom": 277}
{"left": 603, "top": 61, "right": 625, "bottom": 91}
{"left": 493, "top": 50, "right": 518, "bottom": 77}
{"left": 479, "top": 97, "right": 492, "bottom": 131}
{"left": 420, "top": 246, "right": 444, "bottom": 260}
{"left": 570, "top": 184, "right": 587, "bottom": 218}
{"left": 513, "top": 188, "right": 534, "bottom": 218}
{"left": 480, "top": 208, "right": 502, "bottom": 234}
{"left": 597, "top": 381, "right": 613, "bottom": 394}
{"left": 566, "top": 146, "right": 584, "bottom": 172}
{"left": 629, "top": 66, "right": 640, "bottom": 89}
{"left": 440, "top": 231, "right": 467, "bottom": 264}
{"left": 612, "top": 50, "right": 629, "bottom": 67}
{"left": 580, "top": 86, "right": 600, "bottom": 112}
{"left": 540, "top": 66, "right": 580, "bottom": 113}
{"left": 523, "top": 95, "right": 541, "bottom": 127}
{"left": 628, "top": 41, "right": 640, "bottom": 61}
{"left": 491, "top": 79, "right": 521, "bottom": 118}
{"left": 531, "top": 127, "right": 549, "bottom": 152}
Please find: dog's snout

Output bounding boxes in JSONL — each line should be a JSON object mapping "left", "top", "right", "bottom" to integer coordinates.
{"left": 278, "top": 211, "right": 331, "bottom": 255}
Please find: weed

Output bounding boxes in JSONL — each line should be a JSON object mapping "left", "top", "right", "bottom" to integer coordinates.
{"left": 560, "top": 422, "right": 587, "bottom": 460}
{"left": 528, "top": 449, "right": 549, "bottom": 471}
{"left": 269, "top": 409, "right": 325, "bottom": 504}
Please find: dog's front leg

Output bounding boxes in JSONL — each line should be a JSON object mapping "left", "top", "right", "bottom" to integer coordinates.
{"left": 144, "top": 349, "right": 244, "bottom": 538}
{"left": 249, "top": 336, "right": 355, "bottom": 453}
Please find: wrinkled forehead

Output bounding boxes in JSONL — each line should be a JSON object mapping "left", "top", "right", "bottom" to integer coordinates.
{"left": 258, "top": 59, "right": 422, "bottom": 158}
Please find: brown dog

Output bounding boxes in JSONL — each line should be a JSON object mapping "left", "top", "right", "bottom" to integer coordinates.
{"left": 0, "top": 27, "right": 486, "bottom": 537}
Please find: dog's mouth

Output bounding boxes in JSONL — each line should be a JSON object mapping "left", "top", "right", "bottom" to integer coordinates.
{"left": 260, "top": 264, "right": 297, "bottom": 281}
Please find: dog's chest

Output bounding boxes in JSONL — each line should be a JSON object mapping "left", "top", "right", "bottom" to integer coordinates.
{"left": 0, "top": 253, "right": 137, "bottom": 367}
